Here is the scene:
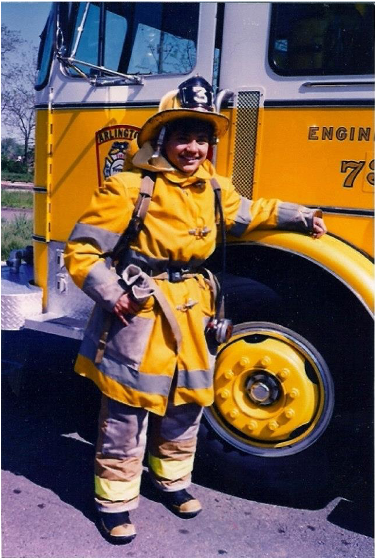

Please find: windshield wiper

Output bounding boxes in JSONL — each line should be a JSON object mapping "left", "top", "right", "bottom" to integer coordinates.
{"left": 57, "top": 55, "right": 144, "bottom": 86}
{"left": 56, "top": 2, "right": 143, "bottom": 86}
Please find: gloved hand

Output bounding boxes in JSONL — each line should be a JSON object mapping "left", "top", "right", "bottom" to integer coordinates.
{"left": 312, "top": 216, "right": 327, "bottom": 239}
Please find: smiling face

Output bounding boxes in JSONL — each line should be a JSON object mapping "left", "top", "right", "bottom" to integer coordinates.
{"left": 163, "top": 119, "right": 214, "bottom": 175}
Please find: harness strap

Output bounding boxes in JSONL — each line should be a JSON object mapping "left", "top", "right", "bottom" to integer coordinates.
{"left": 209, "top": 178, "right": 226, "bottom": 320}
{"left": 95, "top": 312, "right": 112, "bottom": 364}
{"left": 95, "top": 275, "right": 183, "bottom": 365}
{"left": 148, "top": 277, "right": 182, "bottom": 352}
{"left": 105, "top": 172, "right": 156, "bottom": 266}
{"left": 133, "top": 174, "right": 154, "bottom": 222}
{"left": 151, "top": 271, "right": 196, "bottom": 281}
{"left": 202, "top": 268, "right": 224, "bottom": 319}
{"left": 95, "top": 173, "right": 156, "bottom": 364}
{"left": 210, "top": 178, "right": 222, "bottom": 223}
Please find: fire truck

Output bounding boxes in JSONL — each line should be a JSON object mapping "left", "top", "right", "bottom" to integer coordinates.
{"left": 3, "top": 2, "right": 374, "bottom": 499}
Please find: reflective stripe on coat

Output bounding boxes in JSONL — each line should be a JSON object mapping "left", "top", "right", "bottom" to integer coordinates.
{"left": 64, "top": 159, "right": 318, "bottom": 415}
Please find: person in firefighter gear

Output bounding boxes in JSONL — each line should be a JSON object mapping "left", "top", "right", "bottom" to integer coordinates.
{"left": 64, "top": 76, "right": 327, "bottom": 545}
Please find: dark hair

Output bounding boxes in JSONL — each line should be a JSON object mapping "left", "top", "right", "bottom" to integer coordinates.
{"left": 164, "top": 118, "right": 215, "bottom": 143}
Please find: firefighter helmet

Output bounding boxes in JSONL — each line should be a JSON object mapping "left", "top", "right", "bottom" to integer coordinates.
{"left": 137, "top": 76, "right": 229, "bottom": 147}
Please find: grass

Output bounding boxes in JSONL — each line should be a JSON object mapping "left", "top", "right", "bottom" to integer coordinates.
{"left": 1, "top": 186, "right": 33, "bottom": 262}
{"left": 1, "top": 215, "right": 33, "bottom": 262}
{"left": 2, "top": 190, "right": 33, "bottom": 209}
{"left": 1, "top": 171, "right": 33, "bottom": 183}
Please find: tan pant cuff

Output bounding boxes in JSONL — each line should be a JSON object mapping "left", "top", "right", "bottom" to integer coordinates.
{"left": 149, "top": 473, "right": 191, "bottom": 493}
{"left": 95, "top": 495, "right": 139, "bottom": 513}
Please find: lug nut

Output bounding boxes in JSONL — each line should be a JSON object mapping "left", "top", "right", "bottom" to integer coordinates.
{"left": 278, "top": 368, "right": 290, "bottom": 380}
{"left": 289, "top": 388, "right": 300, "bottom": 399}
{"left": 268, "top": 420, "right": 279, "bottom": 431}
{"left": 239, "top": 356, "right": 250, "bottom": 368}
{"left": 284, "top": 408, "right": 295, "bottom": 419}
{"left": 230, "top": 408, "right": 239, "bottom": 419}
{"left": 260, "top": 356, "right": 271, "bottom": 368}
{"left": 224, "top": 369, "right": 234, "bottom": 380}
{"left": 221, "top": 389, "right": 230, "bottom": 400}
{"left": 247, "top": 420, "right": 258, "bottom": 431}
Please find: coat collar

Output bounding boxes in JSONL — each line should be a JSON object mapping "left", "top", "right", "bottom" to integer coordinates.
{"left": 131, "top": 141, "right": 174, "bottom": 173}
{"left": 163, "top": 161, "right": 214, "bottom": 187}
{"left": 131, "top": 141, "right": 215, "bottom": 187}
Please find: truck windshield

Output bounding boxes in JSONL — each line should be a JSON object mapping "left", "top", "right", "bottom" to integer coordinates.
{"left": 269, "top": 2, "right": 375, "bottom": 76}
{"left": 35, "top": 7, "right": 56, "bottom": 90}
{"left": 65, "top": 2, "right": 199, "bottom": 77}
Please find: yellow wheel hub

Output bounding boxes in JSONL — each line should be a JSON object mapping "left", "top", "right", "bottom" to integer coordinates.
{"left": 214, "top": 335, "right": 321, "bottom": 444}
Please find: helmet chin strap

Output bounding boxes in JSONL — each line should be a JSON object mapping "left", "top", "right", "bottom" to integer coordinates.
{"left": 148, "top": 126, "right": 166, "bottom": 166}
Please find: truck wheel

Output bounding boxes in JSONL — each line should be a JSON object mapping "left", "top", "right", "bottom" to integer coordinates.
{"left": 204, "top": 322, "right": 334, "bottom": 457}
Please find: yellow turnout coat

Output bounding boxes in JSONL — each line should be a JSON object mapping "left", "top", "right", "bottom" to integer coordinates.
{"left": 65, "top": 147, "right": 318, "bottom": 415}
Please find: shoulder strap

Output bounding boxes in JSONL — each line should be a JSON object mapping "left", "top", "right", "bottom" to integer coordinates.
{"left": 133, "top": 172, "right": 155, "bottom": 222}
{"left": 95, "top": 172, "right": 156, "bottom": 363}
{"left": 109, "top": 171, "right": 156, "bottom": 268}
{"left": 210, "top": 177, "right": 226, "bottom": 320}
{"left": 210, "top": 178, "right": 222, "bottom": 223}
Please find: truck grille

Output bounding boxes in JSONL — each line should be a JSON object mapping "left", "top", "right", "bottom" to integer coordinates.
{"left": 232, "top": 91, "right": 261, "bottom": 199}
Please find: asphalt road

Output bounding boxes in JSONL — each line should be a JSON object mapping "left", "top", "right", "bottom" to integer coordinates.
{"left": 2, "top": 330, "right": 374, "bottom": 558}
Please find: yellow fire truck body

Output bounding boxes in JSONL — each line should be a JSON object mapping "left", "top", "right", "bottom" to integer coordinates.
{"left": 3, "top": 2, "right": 374, "bottom": 470}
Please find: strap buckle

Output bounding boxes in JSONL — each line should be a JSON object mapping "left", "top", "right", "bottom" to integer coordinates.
{"left": 168, "top": 269, "right": 184, "bottom": 282}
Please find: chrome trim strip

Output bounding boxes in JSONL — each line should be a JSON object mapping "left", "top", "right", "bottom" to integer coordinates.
{"left": 309, "top": 206, "right": 374, "bottom": 217}
{"left": 303, "top": 81, "right": 375, "bottom": 88}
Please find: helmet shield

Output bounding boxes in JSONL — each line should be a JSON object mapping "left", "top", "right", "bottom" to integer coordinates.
{"left": 178, "top": 77, "right": 214, "bottom": 112}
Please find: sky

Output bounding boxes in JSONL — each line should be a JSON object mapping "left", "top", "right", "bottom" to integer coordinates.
{"left": 1, "top": 1, "right": 52, "bottom": 48}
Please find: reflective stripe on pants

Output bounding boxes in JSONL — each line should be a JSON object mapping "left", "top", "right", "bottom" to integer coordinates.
{"left": 95, "top": 394, "right": 203, "bottom": 512}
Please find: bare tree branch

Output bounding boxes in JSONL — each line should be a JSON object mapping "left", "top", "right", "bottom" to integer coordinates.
{"left": 1, "top": 25, "right": 23, "bottom": 59}
{"left": 1, "top": 26, "right": 36, "bottom": 164}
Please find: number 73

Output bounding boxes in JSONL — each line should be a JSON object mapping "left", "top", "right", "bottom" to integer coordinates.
{"left": 341, "top": 159, "right": 374, "bottom": 188}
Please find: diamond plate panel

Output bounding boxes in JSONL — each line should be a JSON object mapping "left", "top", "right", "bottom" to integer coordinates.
{"left": 1, "top": 265, "right": 43, "bottom": 330}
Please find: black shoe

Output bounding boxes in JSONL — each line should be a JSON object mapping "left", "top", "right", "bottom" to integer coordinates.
{"left": 98, "top": 511, "right": 136, "bottom": 545}
{"left": 161, "top": 489, "right": 202, "bottom": 518}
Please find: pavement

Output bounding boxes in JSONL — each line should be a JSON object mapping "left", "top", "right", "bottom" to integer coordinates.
{"left": 2, "top": 464, "right": 373, "bottom": 558}
{"left": 1, "top": 327, "right": 374, "bottom": 558}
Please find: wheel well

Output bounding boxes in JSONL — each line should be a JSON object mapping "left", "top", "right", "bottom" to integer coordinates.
{"left": 207, "top": 242, "right": 374, "bottom": 396}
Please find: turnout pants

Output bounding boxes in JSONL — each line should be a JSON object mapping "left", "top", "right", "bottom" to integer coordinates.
{"left": 95, "top": 395, "right": 203, "bottom": 513}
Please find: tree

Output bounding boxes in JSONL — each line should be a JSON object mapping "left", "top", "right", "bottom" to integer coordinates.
{"left": 1, "top": 25, "right": 23, "bottom": 108}
{"left": 1, "top": 137, "right": 23, "bottom": 159}
{"left": 1, "top": 25, "right": 36, "bottom": 165}
{"left": 1, "top": 25, "right": 22, "bottom": 60}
